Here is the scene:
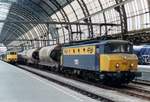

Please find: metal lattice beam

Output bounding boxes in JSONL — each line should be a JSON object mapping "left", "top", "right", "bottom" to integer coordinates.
{"left": 0, "top": 20, "right": 121, "bottom": 26}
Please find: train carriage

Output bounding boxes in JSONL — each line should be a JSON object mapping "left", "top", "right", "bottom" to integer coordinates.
{"left": 26, "top": 48, "right": 40, "bottom": 65}
{"left": 133, "top": 45, "right": 150, "bottom": 65}
{"left": 39, "top": 45, "right": 61, "bottom": 68}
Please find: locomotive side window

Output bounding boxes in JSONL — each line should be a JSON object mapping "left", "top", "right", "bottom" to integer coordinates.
{"left": 78, "top": 49, "right": 80, "bottom": 53}
{"left": 73, "top": 49, "right": 75, "bottom": 53}
{"left": 83, "top": 48, "right": 86, "bottom": 52}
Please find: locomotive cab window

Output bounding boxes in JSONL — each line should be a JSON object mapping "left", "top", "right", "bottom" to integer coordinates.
{"left": 10, "top": 52, "right": 16, "bottom": 55}
{"left": 104, "top": 43, "right": 133, "bottom": 54}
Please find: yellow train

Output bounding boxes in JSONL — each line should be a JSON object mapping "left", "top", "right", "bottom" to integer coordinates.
{"left": 3, "top": 51, "right": 18, "bottom": 64}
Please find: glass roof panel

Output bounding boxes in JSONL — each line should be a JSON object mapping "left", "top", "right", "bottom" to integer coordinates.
{"left": 0, "top": 2, "right": 11, "bottom": 36}
{"left": 100, "top": 0, "right": 116, "bottom": 9}
{"left": 125, "top": 0, "right": 150, "bottom": 31}
{"left": 83, "top": 0, "right": 102, "bottom": 14}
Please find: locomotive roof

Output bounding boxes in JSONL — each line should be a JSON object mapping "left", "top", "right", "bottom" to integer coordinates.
{"left": 63, "top": 40, "right": 131, "bottom": 48}
{"left": 100, "top": 40, "right": 131, "bottom": 45}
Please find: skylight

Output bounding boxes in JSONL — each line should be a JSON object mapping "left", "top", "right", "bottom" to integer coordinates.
{"left": 0, "top": 2, "right": 11, "bottom": 36}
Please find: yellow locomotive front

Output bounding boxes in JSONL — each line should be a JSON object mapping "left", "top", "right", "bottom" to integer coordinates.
{"left": 5, "top": 51, "right": 17, "bottom": 64}
{"left": 99, "top": 40, "right": 141, "bottom": 84}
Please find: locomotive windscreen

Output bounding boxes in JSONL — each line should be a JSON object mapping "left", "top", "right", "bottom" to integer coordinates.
{"left": 105, "top": 43, "right": 133, "bottom": 54}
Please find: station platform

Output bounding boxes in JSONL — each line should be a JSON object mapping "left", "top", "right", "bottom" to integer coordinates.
{"left": 138, "top": 65, "right": 150, "bottom": 81}
{"left": 0, "top": 61, "right": 98, "bottom": 102}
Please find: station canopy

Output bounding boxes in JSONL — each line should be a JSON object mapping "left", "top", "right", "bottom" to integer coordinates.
{"left": 0, "top": 0, "right": 149, "bottom": 48}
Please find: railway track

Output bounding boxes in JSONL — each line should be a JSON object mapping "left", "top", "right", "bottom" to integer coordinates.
{"left": 87, "top": 79, "right": 150, "bottom": 101}
{"left": 17, "top": 64, "right": 150, "bottom": 102}
{"left": 132, "top": 79, "right": 150, "bottom": 86}
{"left": 116, "top": 84, "right": 150, "bottom": 100}
{"left": 72, "top": 75, "right": 150, "bottom": 101}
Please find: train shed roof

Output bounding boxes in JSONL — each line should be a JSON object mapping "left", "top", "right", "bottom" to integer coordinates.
{"left": 0, "top": 0, "right": 149, "bottom": 50}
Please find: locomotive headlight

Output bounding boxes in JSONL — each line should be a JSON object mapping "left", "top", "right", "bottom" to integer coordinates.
{"left": 116, "top": 64, "right": 120, "bottom": 72}
{"left": 130, "top": 63, "right": 136, "bottom": 72}
{"left": 131, "top": 63, "right": 134, "bottom": 67}
{"left": 116, "top": 64, "right": 120, "bottom": 68}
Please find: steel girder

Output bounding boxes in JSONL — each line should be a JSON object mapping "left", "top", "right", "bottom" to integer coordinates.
{"left": 115, "top": 0, "right": 128, "bottom": 40}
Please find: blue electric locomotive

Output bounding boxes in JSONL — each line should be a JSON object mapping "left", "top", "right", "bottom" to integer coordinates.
{"left": 61, "top": 40, "right": 141, "bottom": 84}
{"left": 18, "top": 40, "right": 141, "bottom": 84}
